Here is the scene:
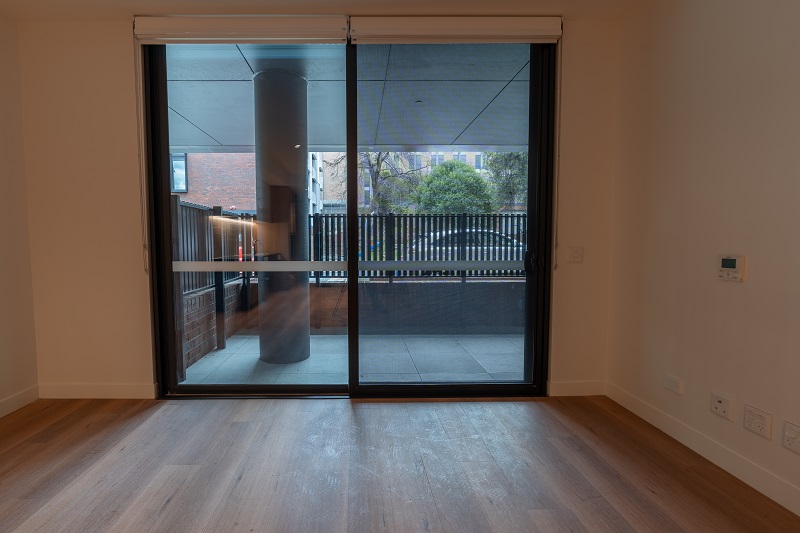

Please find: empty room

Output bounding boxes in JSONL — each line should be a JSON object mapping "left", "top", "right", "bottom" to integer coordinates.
{"left": 1, "top": 0, "right": 799, "bottom": 531}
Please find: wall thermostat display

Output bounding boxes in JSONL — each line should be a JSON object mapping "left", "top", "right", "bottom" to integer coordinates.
{"left": 717, "top": 255, "right": 746, "bottom": 282}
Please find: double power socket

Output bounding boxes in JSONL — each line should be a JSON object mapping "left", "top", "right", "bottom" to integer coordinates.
{"left": 711, "top": 390, "right": 800, "bottom": 455}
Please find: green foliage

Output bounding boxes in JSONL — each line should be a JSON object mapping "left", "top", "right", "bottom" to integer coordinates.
{"left": 415, "top": 160, "right": 493, "bottom": 213}
{"left": 485, "top": 152, "right": 528, "bottom": 211}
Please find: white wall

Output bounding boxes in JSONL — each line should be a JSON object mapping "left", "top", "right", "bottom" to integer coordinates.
{"left": 608, "top": 0, "right": 800, "bottom": 514}
{"left": 18, "top": 20, "right": 155, "bottom": 398}
{"left": 548, "top": 18, "right": 616, "bottom": 395}
{"left": 0, "top": 16, "right": 39, "bottom": 416}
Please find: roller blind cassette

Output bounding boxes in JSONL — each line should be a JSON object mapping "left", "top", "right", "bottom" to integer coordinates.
{"left": 134, "top": 16, "right": 561, "bottom": 44}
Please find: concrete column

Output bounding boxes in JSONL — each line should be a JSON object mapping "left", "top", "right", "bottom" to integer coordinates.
{"left": 254, "top": 70, "right": 311, "bottom": 363}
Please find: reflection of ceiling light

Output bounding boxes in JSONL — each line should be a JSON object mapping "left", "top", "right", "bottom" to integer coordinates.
{"left": 210, "top": 216, "right": 255, "bottom": 226}
{"left": 294, "top": 144, "right": 301, "bottom": 148}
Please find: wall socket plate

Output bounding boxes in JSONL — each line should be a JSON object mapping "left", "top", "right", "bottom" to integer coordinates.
{"left": 783, "top": 421, "right": 800, "bottom": 455}
{"left": 711, "top": 391, "right": 735, "bottom": 421}
{"left": 743, "top": 404, "right": 773, "bottom": 440}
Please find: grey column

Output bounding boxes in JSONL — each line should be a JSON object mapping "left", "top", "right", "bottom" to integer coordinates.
{"left": 254, "top": 70, "right": 310, "bottom": 363}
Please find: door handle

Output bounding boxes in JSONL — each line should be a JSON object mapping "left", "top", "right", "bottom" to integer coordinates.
{"left": 524, "top": 250, "right": 536, "bottom": 274}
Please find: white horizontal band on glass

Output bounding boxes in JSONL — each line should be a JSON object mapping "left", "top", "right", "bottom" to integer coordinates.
{"left": 133, "top": 16, "right": 348, "bottom": 44}
{"left": 173, "top": 261, "right": 347, "bottom": 272}
{"left": 172, "top": 260, "right": 523, "bottom": 272}
{"left": 349, "top": 16, "right": 562, "bottom": 44}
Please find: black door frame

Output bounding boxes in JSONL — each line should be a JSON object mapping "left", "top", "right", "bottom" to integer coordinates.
{"left": 144, "top": 42, "right": 556, "bottom": 398}
{"left": 346, "top": 43, "right": 556, "bottom": 398}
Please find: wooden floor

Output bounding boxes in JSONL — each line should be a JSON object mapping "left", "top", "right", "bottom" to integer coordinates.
{"left": 0, "top": 397, "right": 798, "bottom": 532}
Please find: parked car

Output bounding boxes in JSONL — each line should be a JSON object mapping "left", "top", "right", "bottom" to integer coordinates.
{"left": 408, "top": 229, "right": 525, "bottom": 275}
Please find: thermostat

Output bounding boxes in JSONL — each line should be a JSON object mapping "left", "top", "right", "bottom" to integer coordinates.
{"left": 717, "top": 255, "right": 746, "bottom": 282}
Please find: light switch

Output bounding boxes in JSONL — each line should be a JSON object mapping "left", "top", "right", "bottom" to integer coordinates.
{"left": 568, "top": 246, "right": 584, "bottom": 264}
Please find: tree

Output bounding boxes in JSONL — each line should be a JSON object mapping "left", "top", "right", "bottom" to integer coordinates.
{"left": 360, "top": 152, "right": 424, "bottom": 213}
{"left": 415, "top": 160, "right": 493, "bottom": 213}
{"left": 485, "top": 152, "right": 528, "bottom": 211}
{"left": 323, "top": 152, "right": 427, "bottom": 213}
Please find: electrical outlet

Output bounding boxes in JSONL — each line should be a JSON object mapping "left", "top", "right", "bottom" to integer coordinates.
{"left": 783, "top": 421, "right": 800, "bottom": 455}
{"left": 711, "top": 391, "right": 734, "bottom": 421}
{"left": 743, "top": 404, "right": 773, "bottom": 440}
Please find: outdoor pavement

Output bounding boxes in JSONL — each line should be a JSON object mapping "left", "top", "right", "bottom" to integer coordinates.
{"left": 183, "top": 332, "right": 525, "bottom": 385}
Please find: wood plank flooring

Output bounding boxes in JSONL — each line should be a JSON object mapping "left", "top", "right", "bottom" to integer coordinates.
{"left": 0, "top": 396, "right": 798, "bottom": 532}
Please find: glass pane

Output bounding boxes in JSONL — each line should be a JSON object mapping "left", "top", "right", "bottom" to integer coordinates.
{"left": 165, "top": 43, "right": 348, "bottom": 387}
{"left": 356, "top": 44, "right": 530, "bottom": 385}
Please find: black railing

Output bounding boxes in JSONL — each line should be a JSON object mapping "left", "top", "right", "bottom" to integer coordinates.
{"left": 173, "top": 200, "right": 527, "bottom": 290}
{"left": 173, "top": 201, "right": 214, "bottom": 293}
{"left": 172, "top": 198, "right": 256, "bottom": 294}
{"left": 311, "top": 212, "right": 348, "bottom": 279}
{"left": 310, "top": 212, "right": 527, "bottom": 281}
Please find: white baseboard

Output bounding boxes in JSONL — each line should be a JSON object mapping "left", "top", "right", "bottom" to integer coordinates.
{"left": 0, "top": 385, "right": 39, "bottom": 418}
{"left": 548, "top": 380, "right": 606, "bottom": 396}
{"left": 38, "top": 382, "right": 157, "bottom": 399}
{"left": 606, "top": 382, "right": 800, "bottom": 517}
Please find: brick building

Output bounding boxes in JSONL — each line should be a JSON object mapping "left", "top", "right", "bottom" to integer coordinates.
{"left": 172, "top": 151, "right": 325, "bottom": 214}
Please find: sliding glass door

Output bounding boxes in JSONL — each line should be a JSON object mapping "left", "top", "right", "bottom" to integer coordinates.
{"left": 145, "top": 36, "right": 554, "bottom": 396}
{"left": 151, "top": 43, "right": 350, "bottom": 391}
{"left": 354, "top": 44, "right": 533, "bottom": 387}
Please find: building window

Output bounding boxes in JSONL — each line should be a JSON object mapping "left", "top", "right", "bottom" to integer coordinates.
{"left": 454, "top": 152, "right": 467, "bottom": 163}
{"left": 408, "top": 153, "right": 423, "bottom": 169}
{"left": 475, "top": 153, "right": 482, "bottom": 170}
{"left": 170, "top": 153, "right": 187, "bottom": 192}
{"left": 431, "top": 152, "right": 444, "bottom": 166}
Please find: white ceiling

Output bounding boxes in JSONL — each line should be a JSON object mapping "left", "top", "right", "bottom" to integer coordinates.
{"left": 167, "top": 43, "right": 532, "bottom": 152}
